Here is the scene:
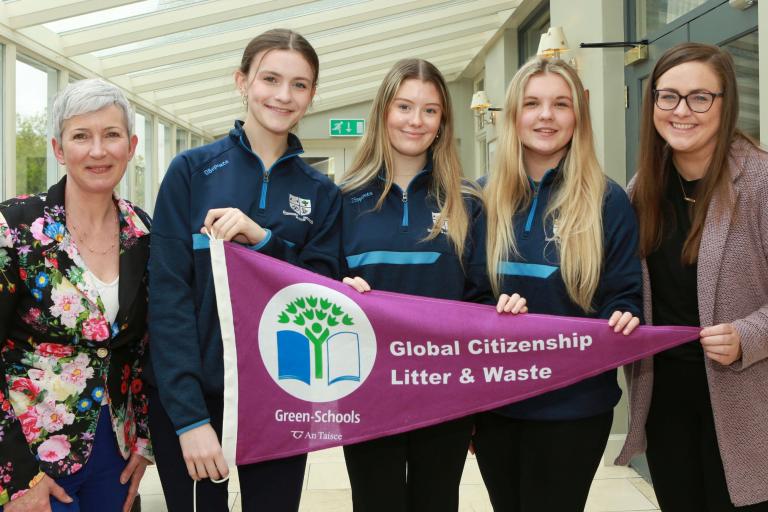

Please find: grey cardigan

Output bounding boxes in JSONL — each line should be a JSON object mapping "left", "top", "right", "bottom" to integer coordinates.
{"left": 616, "top": 139, "right": 768, "bottom": 507}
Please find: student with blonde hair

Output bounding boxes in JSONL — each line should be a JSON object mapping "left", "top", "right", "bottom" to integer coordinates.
{"left": 475, "top": 57, "right": 642, "bottom": 511}
{"left": 340, "top": 58, "right": 492, "bottom": 512}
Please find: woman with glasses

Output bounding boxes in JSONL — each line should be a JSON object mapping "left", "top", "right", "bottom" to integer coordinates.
{"left": 617, "top": 42, "right": 768, "bottom": 510}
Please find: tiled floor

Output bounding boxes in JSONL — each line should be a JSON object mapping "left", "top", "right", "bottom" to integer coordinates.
{"left": 138, "top": 448, "right": 660, "bottom": 511}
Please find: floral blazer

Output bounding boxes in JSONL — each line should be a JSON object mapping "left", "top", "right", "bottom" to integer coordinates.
{"left": 0, "top": 177, "right": 153, "bottom": 506}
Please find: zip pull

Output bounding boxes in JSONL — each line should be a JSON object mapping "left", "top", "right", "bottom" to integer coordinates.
{"left": 259, "top": 170, "right": 271, "bottom": 210}
{"left": 401, "top": 191, "right": 409, "bottom": 228}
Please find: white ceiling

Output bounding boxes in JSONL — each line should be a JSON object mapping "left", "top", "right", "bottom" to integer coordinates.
{"left": 1, "top": 0, "right": 519, "bottom": 137}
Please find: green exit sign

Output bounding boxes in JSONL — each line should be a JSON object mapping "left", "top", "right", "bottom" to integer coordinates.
{"left": 330, "top": 119, "right": 365, "bottom": 137}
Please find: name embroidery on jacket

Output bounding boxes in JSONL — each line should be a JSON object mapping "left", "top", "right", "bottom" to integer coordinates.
{"left": 350, "top": 192, "right": 373, "bottom": 204}
{"left": 202, "top": 160, "right": 230, "bottom": 176}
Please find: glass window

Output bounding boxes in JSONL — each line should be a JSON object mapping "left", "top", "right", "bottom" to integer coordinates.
{"left": 15, "top": 58, "right": 56, "bottom": 196}
{"left": 635, "top": 0, "right": 708, "bottom": 39}
{"left": 518, "top": 5, "right": 550, "bottom": 64}
{"left": 128, "top": 111, "right": 153, "bottom": 209}
{"left": 157, "top": 121, "right": 172, "bottom": 184}
{"left": 301, "top": 156, "right": 334, "bottom": 179}
{"left": 191, "top": 134, "right": 203, "bottom": 148}
{"left": 176, "top": 128, "right": 189, "bottom": 154}
{"left": 724, "top": 30, "right": 759, "bottom": 140}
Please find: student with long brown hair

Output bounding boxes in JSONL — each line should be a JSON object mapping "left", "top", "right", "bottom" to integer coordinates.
{"left": 617, "top": 42, "right": 768, "bottom": 511}
{"left": 476, "top": 57, "right": 642, "bottom": 511}
{"left": 340, "top": 58, "right": 492, "bottom": 511}
{"left": 147, "top": 29, "right": 341, "bottom": 511}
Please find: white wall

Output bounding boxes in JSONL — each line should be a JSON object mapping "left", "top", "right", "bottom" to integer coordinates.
{"left": 550, "top": 0, "right": 629, "bottom": 463}
{"left": 551, "top": 0, "right": 627, "bottom": 185}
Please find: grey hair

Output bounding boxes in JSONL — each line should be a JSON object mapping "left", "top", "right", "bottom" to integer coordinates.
{"left": 52, "top": 78, "right": 134, "bottom": 142}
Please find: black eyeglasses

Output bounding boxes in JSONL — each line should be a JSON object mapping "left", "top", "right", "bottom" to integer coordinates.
{"left": 653, "top": 89, "right": 724, "bottom": 113}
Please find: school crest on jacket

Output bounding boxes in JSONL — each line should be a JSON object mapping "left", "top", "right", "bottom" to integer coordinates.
{"left": 284, "top": 194, "right": 313, "bottom": 223}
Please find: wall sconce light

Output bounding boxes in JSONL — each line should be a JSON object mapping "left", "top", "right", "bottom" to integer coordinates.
{"left": 537, "top": 26, "right": 570, "bottom": 59}
{"left": 471, "top": 90, "right": 501, "bottom": 128}
{"left": 537, "top": 26, "right": 577, "bottom": 67}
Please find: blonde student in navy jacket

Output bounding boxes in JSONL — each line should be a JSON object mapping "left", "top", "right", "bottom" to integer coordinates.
{"left": 476, "top": 57, "right": 642, "bottom": 511}
{"left": 339, "top": 58, "right": 496, "bottom": 512}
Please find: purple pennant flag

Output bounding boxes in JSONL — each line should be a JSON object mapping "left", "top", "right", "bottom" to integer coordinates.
{"left": 210, "top": 241, "right": 699, "bottom": 467}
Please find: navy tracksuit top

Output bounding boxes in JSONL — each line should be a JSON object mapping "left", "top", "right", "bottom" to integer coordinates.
{"left": 341, "top": 160, "right": 491, "bottom": 304}
{"left": 490, "top": 168, "right": 643, "bottom": 420}
{"left": 147, "top": 121, "right": 342, "bottom": 433}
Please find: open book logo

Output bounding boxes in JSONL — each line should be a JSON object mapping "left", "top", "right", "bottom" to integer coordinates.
{"left": 258, "top": 283, "right": 376, "bottom": 403}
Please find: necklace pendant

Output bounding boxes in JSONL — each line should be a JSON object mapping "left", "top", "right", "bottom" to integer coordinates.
{"left": 683, "top": 197, "right": 696, "bottom": 204}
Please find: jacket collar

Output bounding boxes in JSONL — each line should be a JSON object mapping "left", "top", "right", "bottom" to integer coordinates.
{"left": 377, "top": 151, "right": 434, "bottom": 192}
{"left": 42, "top": 176, "right": 149, "bottom": 325}
{"left": 527, "top": 157, "right": 564, "bottom": 191}
{"left": 229, "top": 120, "right": 304, "bottom": 161}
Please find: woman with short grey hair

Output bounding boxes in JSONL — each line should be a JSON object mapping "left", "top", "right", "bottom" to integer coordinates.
{"left": 0, "top": 78, "right": 153, "bottom": 512}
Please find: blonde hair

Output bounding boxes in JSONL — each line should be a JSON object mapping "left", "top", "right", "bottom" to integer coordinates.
{"left": 341, "top": 58, "right": 472, "bottom": 257}
{"left": 485, "top": 58, "right": 606, "bottom": 312}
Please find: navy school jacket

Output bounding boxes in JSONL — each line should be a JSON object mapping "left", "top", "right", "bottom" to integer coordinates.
{"left": 341, "top": 161, "right": 491, "bottom": 305}
{"left": 489, "top": 168, "right": 642, "bottom": 420}
{"left": 147, "top": 121, "right": 342, "bottom": 433}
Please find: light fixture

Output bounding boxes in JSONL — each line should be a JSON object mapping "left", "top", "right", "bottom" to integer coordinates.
{"left": 537, "top": 26, "right": 570, "bottom": 59}
{"left": 470, "top": 90, "right": 501, "bottom": 128}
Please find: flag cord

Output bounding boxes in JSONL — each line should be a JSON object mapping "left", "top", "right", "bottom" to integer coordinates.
{"left": 193, "top": 475, "right": 230, "bottom": 512}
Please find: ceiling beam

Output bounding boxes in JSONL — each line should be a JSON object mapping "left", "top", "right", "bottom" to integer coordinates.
{"left": 131, "top": 11, "right": 495, "bottom": 93}
{"left": 59, "top": 0, "right": 318, "bottom": 56}
{"left": 162, "top": 35, "right": 485, "bottom": 115}
{"left": 318, "top": 15, "right": 499, "bottom": 70}
{"left": 2, "top": 0, "right": 142, "bottom": 29}
{"left": 171, "top": 92, "right": 240, "bottom": 116}
{"left": 100, "top": 0, "right": 510, "bottom": 77}
{"left": 95, "top": 0, "right": 450, "bottom": 73}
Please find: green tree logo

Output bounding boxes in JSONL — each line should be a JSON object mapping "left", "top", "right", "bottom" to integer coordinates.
{"left": 277, "top": 296, "right": 354, "bottom": 379}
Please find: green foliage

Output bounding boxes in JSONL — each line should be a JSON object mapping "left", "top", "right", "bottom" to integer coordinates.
{"left": 277, "top": 295, "right": 353, "bottom": 331}
{"left": 15, "top": 112, "right": 48, "bottom": 196}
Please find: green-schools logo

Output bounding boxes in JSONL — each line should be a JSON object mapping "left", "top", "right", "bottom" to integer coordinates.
{"left": 258, "top": 283, "right": 376, "bottom": 403}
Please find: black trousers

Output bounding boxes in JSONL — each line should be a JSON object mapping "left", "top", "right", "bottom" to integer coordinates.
{"left": 343, "top": 415, "right": 473, "bottom": 512}
{"left": 646, "top": 357, "right": 768, "bottom": 512}
{"left": 148, "top": 387, "right": 306, "bottom": 512}
{"left": 474, "top": 410, "right": 613, "bottom": 512}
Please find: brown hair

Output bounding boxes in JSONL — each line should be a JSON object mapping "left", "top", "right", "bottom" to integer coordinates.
{"left": 632, "top": 42, "right": 754, "bottom": 263}
{"left": 239, "top": 28, "right": 319, "bottom": 84}
{"left": 342, "top": 58, "right": 473, "bottom": 258}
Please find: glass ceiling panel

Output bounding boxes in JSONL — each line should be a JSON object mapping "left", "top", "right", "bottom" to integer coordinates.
{"left": 44, "top": 1, "right": 207, "bottom": 34}
{"left": 86, "top": 0, "right": 365, "bottom": 58}
{"left": 309, "top": 0, "right": 472, "bottom": 39}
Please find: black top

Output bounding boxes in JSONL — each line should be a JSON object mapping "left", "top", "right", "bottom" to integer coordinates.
{"left": 646, "top": 168, "right": 703, "bottom": 362}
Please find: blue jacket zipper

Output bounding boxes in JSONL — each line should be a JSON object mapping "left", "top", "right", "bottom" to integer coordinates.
{"left": 391, "top": 169, "right": 429, "bottom": 230}
{"left": 523, "top": 168, "right": 555, "bottom": 238}
{"left": 237, "top": 133, "right": 303, "bottom": 211}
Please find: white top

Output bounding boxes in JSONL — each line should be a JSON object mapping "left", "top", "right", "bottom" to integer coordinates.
{"left": 89, "top": 271, "right": 120, "bottom": 324}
